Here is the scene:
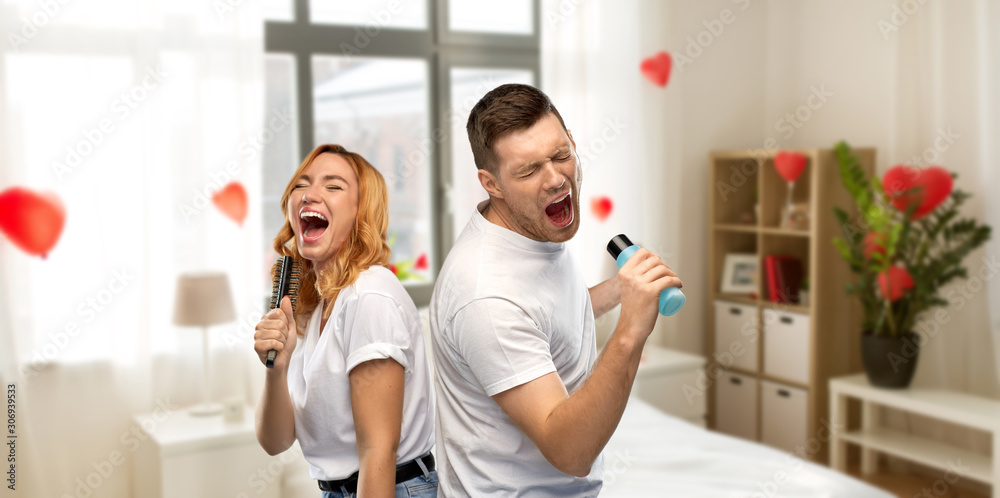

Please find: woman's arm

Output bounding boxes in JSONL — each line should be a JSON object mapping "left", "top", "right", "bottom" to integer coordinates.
{"left": 254, "top": 296, "right": 298, "bottom": 455}
{"left": 350, "top": 358, "right": 405, "bottom": 497}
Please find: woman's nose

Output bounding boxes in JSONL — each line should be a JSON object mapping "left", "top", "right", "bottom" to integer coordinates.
{"left": 301, "top": 183, "right": 322, "bottom": 203}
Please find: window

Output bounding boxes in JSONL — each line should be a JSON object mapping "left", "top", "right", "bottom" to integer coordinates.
{"left": 265, "top": 0, "right": 540, "bottom": 305}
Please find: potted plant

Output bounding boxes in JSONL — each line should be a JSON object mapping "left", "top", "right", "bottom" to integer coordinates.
{"left": 831, "top": 141, "right": 991, "bottom": 388}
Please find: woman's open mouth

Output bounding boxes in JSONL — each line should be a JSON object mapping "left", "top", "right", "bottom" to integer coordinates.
{"left": 544, "top": 192, "right": 574, "bottom": 228}
{"left": 298, "top": 210, "right": 329, "bottom": 243}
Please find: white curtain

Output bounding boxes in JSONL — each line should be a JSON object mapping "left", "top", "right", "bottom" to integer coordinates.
{"left": 973, "top": 0, "right": 1000, "bottom": 389}
{"left": 542, "top": 0, "right": 684, "bottom": 348}
{"left": 0, "top": 1, "right": 266, "bottom": 496}
{"left": 884, "top": 0, "right": 1000, "bottom": 394}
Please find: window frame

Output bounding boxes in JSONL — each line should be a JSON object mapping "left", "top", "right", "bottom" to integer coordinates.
{"left": 264, "top": 0, "right": 540, "bottom": 306}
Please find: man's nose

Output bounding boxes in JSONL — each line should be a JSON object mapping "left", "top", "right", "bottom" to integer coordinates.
{"left": 540, "top": 162, "right": 565, "bottom": 191}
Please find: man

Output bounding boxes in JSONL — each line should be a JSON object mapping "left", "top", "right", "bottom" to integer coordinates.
{"left": 430, "top": 84, "right": 682, "bottom": 496}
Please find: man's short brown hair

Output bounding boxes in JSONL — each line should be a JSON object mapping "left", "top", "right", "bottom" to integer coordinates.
{"left": 466, "top": 84, "right": 567, "bottom": 175}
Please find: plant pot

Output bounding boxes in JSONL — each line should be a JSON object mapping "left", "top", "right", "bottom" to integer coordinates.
{"left": 861, "top": 331, "right": 920, "bottom": 388}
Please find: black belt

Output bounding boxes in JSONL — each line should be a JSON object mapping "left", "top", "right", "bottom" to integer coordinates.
{"left": 318, "top": 453, "right": 434, "bottom": 493}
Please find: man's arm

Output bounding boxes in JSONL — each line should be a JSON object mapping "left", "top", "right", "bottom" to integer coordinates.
{"left": 588, "top": 275, "right": 620, "bottom": 319}
{"left": 492, "top": 249, "right": 681, "bottom": 477}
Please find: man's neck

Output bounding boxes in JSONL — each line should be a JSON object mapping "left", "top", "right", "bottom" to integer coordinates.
{"left": 482, "top": 198, "right": 513, "bottom": 232}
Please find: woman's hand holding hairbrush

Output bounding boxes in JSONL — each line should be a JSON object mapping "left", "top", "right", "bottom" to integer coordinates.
{"left": 254, "top": 296, "right": 298, "bottom": 372}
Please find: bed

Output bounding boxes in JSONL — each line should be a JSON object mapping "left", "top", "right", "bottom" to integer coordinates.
{"left": 602, "top": 397, "right": 893, "bottom": 497}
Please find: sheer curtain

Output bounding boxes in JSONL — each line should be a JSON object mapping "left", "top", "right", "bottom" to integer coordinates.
{"left": 0, "top": 1, "right": 265, "bottom": 496}
{"left": 541, "top": 0, "right": 683, "bottom": 348}
{"left": 884, "top": 0, "right": 1000, "bottom": 393}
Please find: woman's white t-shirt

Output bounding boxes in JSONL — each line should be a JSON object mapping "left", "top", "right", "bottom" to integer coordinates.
{"left": 287, "top": 265, "right": 435, "bottom": 481}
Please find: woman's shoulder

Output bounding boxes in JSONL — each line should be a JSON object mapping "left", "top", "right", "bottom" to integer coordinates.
{"left": 347, "top": 265, "right": 410, "bottom": 302}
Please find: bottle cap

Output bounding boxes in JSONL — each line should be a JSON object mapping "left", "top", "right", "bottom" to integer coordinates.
{"left": 607, "top": 234, "right": 634, "bottom": 260}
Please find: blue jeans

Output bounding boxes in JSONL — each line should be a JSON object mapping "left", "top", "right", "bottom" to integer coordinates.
{"left": 321, "top": 470, "right": 438, "bottom": 498}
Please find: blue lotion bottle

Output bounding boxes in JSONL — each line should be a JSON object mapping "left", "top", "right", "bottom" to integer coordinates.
{"left": 607, "top": 234, "right": 685, "bottom": 316}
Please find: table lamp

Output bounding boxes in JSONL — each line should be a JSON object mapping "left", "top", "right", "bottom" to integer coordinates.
{"left": 173, "top": 272, "right": 236, "bottom": 416}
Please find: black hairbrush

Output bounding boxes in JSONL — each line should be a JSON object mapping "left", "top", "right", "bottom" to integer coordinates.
{"left": 265, "top": 255, "right": 302, "bottom": 368}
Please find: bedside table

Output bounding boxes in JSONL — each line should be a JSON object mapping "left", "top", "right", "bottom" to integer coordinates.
{"left": 633, "top": 346, "right": 707, "bottom": 426}
{"left": 131, "top": 405, "right": 282, "bottom": 498}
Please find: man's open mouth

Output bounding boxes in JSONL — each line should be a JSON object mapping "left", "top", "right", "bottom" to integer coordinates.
{"left": 299, "top": 210, "right": 329, "bottom": 243}
{"left": 544, "top": 191, "right": 574, "bottom": 228}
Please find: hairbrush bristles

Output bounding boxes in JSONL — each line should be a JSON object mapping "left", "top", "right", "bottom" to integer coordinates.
{"left": 269, "top": 256, "right": 302, "bottom": 313}
{"left": 265, "top": 256, "right": 302, "bottom": 368}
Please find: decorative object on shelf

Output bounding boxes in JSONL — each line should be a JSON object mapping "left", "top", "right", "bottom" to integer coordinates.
{"left": 0, "top": 186, "right": 66, "bottom": 259}
{"left": 721, "top": 253, "right": 758, "bottom": 294}
{"left": 799, "top": 276, "right": 810, "bottom": 306}
{"left": 779, "top": 202, "right": 810, "bottom": 230}
{"left": 774, "top": 151, "right": 808, "bottom": 228}
{"left": 212, "top": 181, "right": 248, "bottom": 226}
{"left": 222, "top": 396, "right": 245, "bottom": 424}
{"left": 640, "top": 51, "right": 672, "bottom": 87}
{"left": 832, "top": 141, "right": 991, "bottom": 388}
{"left": 173, "top": 272, "right": 237, "bottom": 415}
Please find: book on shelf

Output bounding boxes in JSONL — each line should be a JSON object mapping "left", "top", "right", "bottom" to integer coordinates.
{"left": 764, "top": 255, "right": 803, "bottom": 304}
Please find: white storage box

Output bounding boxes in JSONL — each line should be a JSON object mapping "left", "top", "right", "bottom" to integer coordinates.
{"left": 714, "top": 301, "right": 759, "bottom": 371}
{"left": 714, "top": 371, "right": 758, "bottom": 440}
{"left": 763, "top": 309, "right": 810, "bottom": 384}
{"left": 760, "top": 380, "right": 808, "bottom": 454}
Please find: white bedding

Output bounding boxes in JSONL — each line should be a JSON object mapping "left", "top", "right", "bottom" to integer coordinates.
{"left": 602, "top": 398, "right": 892, "bottom": 497}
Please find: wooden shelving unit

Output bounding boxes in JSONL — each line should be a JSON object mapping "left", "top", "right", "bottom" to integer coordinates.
{"left": 706, "top": 147, "right": 875, "bottom": 463}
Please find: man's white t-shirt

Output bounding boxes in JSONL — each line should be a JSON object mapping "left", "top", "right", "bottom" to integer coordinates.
{"left": 430, "top": 202, "right": 604, "bottom": 497}
{"left": 287, "top": 265, "right": 435, "bottom": 481}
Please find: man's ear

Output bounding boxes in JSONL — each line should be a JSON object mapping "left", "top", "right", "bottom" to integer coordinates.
{"left": 477, "top": 168, "right": 504, "bottom": 200}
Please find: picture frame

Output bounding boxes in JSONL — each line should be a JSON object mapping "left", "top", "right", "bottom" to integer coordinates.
{"left": 721, "top": 253, "right": 758, "bottom": 294}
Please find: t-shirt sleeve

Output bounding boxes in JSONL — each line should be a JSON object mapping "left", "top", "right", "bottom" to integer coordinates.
{"left": 342, "top": 292, "right": 411, "bottom": 374}
{"left": 451, "top": 298, "right": 555, "bottom": 396}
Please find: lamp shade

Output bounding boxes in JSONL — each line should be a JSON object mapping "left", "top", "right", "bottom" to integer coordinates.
{"left": 173, "top": 272, "right": 237, "bottom": 327}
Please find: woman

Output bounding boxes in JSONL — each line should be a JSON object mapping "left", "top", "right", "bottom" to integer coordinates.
{"left": 253, "top": 144, "right": 437, "bottom": 497}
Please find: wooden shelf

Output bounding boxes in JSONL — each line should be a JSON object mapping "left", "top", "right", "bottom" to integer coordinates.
{"left": 715, "top": 293, "right": 757, "bottom": 306}
{"left": 707, "top": 147, "right": 876, "bottom": 463}
{"left": 759, "top": 300, "right": 811, "bottom": 314}
{"left": 839, "top": 428, "right": 992, "bottom": 484}
{"left": 761, "top": 227, "right": 811, "bottom": 237}
{"left": 714, "top": 223, "right": 759, "bottom": 233}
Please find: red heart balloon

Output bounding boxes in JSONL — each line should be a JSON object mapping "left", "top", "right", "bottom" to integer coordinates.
{"left": 878, "top": 265, "right": 914, "bottom": 302}
{"left": 0, "top": 187, "right": 66, "bottom": 259}
{"left": 212, "top": 182, "right": 248, "bottom": 226}
{"left": 774, "top": 151, "right": 807, "bottom": 183}
{"left": 640, "top": 52, "right": 672, "bottom": 88}
{"left": 590, "top": 196, "right": 613, "bottom": 222}
{"left": 882, "top": 165, "right": 953, "bottom": 219}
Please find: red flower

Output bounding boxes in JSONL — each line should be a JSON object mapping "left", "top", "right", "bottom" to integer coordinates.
{"left": 389, "top": 263, "right": 398, "bottom": 275}
{"left": 863, "top": 232, "right": 887, "bottom": 260}
{"left": 415, "top": 253, "right": 428, "bottom": 271}
{"left": 878, "top": 266, "right": 915, "bottom": 302}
